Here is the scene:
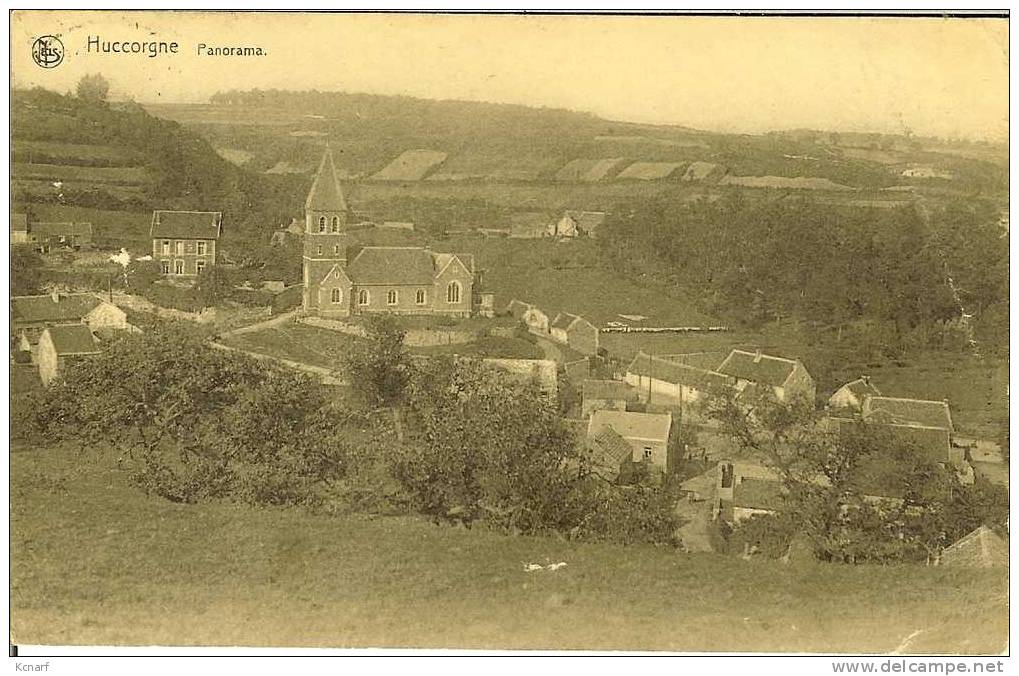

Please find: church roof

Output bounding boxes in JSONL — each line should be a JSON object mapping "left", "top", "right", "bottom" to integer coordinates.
{"left": 306, "top": 147, "right": 348, "bottom": 212}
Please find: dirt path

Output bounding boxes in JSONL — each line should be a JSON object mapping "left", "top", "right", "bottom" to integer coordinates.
{"left": 219, "top": 309, "right": 300, "bottom": 338}
{"left": 209, "top": 340, "right": 346, "bottom": 385}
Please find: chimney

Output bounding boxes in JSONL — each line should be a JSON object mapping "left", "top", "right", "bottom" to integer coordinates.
{"left": 753, "top": 349, "right": 763, "bottom": 363}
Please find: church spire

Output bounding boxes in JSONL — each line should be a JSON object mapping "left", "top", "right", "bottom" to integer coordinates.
{"left": 305, "top": 146, "right": 347, "bottom": 212}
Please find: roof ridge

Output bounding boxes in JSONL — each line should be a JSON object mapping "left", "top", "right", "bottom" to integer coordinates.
{"left": 869, "top": 395, "right": 948, "bottom": 406}
{"left": 729, "top": 348, "right": 798, "bottom": 365}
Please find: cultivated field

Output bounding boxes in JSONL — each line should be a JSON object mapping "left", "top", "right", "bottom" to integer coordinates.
{"left": 10, "top": 442, "right": 1008, "bottom": 652}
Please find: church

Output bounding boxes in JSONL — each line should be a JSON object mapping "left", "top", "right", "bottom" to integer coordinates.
{"left": 302, "top": 148, "right": 479, "bottom": 319}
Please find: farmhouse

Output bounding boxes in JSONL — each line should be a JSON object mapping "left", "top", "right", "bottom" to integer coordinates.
{"left": 302, "top": 149, "right": 479, "bottom": 318}
{"left": 37, "top": 324, "right": 100, "bottom": 385}
{"left": 581, "top": 379, "right": 637, "bottom": 418}
{"left": 549, "top": 312, "right": 599, "bottom": 355}
{"left": 828, "top": 376, "right": 881, "bottom": 412}
{"left": 625, "top": 351, "right": 733, "bottom": 405}
{"left": 522, "top": 305, "right": 551, "bottom": 335}
{"left": 17, "top": 221, "right": 94, "bottom": 251}
{"left": 586, "top": 409, "right": 673, "bottom": 473}
{"left": 586, "top": 425, "right": 638, "bottom": 479}
{"left": 548, "top": 210, "right": 606, "bottom": 238}
{"left": 12, "top": 292, "right": 128, "bottom": 352}
{"left": 150, "top": 210, "right": 222, "bottom": 277}
{"left": 859, "top": 396, "right": 959, "bottom": 465}
{"left": 716, "top": 349, "right": 816, "bottom": 404}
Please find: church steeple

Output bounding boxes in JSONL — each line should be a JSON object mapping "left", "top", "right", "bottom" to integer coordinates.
{"left": 306, "top": 146, "right": 347, "bottom": 213}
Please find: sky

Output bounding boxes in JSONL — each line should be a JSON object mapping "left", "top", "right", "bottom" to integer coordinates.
{"left": 10, "top": 11, "right": 1010, "bottom": 141}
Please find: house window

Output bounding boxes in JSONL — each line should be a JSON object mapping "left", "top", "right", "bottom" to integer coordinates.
{"left": 331, "top": 288, "right": 342, "bottom": 304}
{"left": 196, "top": 261, "right": 206, "bottom": 275}
{"left": 358, "top": 289, "right": 370, "bottom": 306}
{"left": 416, "top": 290, "right": 426, "bottom": 305}
{"left": 446, "top": 281, "right": 461, "bottom": 304}
{"left": 175, "top": 241, "right": 184, "bottom": 255}
{"left": 317, "top": 245, "right": 323, "bottom": 256}
{"left": 161, "top": 240, "right": 170, "bottom": 255}
{"left": 387, "top": 290, "right": 398, "bottom": 305}
{"left": 197, "top": 241, "right": 207, "bottom": 255}
{"left": 174, "top": 260, "right": 185, "bottom": 275}
{"left": 334, "top": 245, "right": 340, "bottom": 255}
{"left": 643, "top": 446, "right": 653, "bottom": 461}
{"left": 161, "top": 260, "right": 170, "bottom": 274}
{"left": 318, "top": 216, "right": 326, "bottom": 233}
{"left": 331, "top": 216, "right": 340, "bottom": 232}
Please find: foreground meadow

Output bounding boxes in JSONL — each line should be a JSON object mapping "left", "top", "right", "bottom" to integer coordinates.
{"left": 11, "top": 442, "right": 1007, "bottom": 652}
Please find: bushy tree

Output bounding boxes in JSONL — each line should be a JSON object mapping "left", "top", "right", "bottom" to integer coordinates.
{"left": 11, "top": 245, "right": 43, "bottom": 296}
{"left": 76, "top": 73, "right": 110, "bottom": 103}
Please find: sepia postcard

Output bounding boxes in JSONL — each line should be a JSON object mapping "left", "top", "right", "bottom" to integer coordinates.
{"left": 7, "top": 9, "right": 1010, "bottom": 660}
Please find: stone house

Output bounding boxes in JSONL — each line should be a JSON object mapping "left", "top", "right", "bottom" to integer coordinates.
{"left": 151, "top": 210, "right": 222, "bottom": 277}
{"left": 716, "top": 349, "right": 816, "bottom": 404}
{"left": 548, "top": 210, "right": 606, "bottom": 238}
{"left": 549, "top": 312, "right": 599, "bottom": 355}
{"left": 37, "top": 324, "right": 100, "bottom": 385}
{"left": 586, "top": 409, "right": 673, "bottom": 473}
{"left": 11, "top": 293, "right": 128, "bottom": 353}
{"left": 828, "top": 376, "right": 882, "bottom": 412}
{"left": 625, "top": 351, "right": 734, "bottom": 406}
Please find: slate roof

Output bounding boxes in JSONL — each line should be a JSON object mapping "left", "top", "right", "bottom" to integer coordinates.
{"left": 434, "top": 252, "right": 475, "bottom": 275}
{"left": 582, "top": 379, "right": 634, "bottom": 401}
{"left": 150, "top": 210, "right": 222, "bottom": 240}
{"left": 32, "top": 222, "right": 93, "bottom": 238}
{"left": 836, "top": 377, "right": 882, "bottom": 401}
{"left": 627, "top": 351, "right": 734, "bottom": 393}
{"left": 717, "top": 349, "right": 799, "bottom": 388}
{"left": 588, "top": 425, "right": 635, "bottom": 468}
{"left": 45, "top": 324, "right": 100, "bottom": 355}
{"left": 587, "top": 409, "right": 672, "bottom": 444}
{"left": 12, "top": 294, "right": 102, "bottom": 324}
{"left": 346, "top": 247, "right": 436, "bottom": 285}
{"left": 732, "top": 478, "right": 786, "bottom": 512}
{"left": 551, "top": 312, "right": 580, "bottom": 330}
{"left": 862, "top": 396, "right": 953, "bottom": 431}
{"left": 940, "top": 526, "right": 1008, "bottom": 568}
{"left": 11, "top": 212, "right": 28, "bottom": 234}
{"left": 306, "top": 148, "right": 348, "bottom": 212}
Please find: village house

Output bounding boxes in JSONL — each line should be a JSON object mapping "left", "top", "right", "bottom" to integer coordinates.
{"left": 586, "top": 425, "right": 638, "bottom": 480}
{"left": 828, "top": 376, "right": 882, "bottom": 412}
{"left": 302, "top": 149, "right": 480, "bottom": 318}
{"left": 713, "top": 462, "right": 786, "bottom": 522}
{"left": 549, "top": 312, "right": 599, "bottom": 355}
{"left": 11, "top": 292, "right": 129, "bottom": 354}
{"left": 522, "top": 305, "right": 550, "bottom": 335}
{"left": 716, "top": 349, "right": 816, "bottom": 404}
{"left": 150, "top": 210, "right": 222, "bottom": 277}
{"left": 37, "top": 324, "right": 101, "bottom": 385}
{"left": 860, "top": 396, "right": 960, "bottom": 465}
{"left": 625, "top": 351, "right": 734, "bottom": 407}
{"left": 581, "top": 379, "right": 637, "bottom": 418}
{"left": 586, "top": 409, "right": 673, "bottom": 473}
{"left": 548, "top": 210, "right": 606, "bottom": 238}
{"left": 939, "top": 526, "right": 1008, "bottom": 568}
{"left": 12, "top": 219, "right": 94, "bottom": 251}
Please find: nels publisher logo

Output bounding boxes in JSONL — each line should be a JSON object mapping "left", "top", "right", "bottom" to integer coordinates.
{"left": 32, "top": 35, "right": 64, "bottom": 68}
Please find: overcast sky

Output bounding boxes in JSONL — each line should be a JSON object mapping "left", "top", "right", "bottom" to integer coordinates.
{"left": 12, "top": 12, "right": 1009, "bottom": 141}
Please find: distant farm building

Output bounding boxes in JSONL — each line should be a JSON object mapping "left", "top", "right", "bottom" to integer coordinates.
{"left": 549, "top": 210, "right": 606, "bottom": 238}
{"left": 521, "top": 305, "right": 551, "bottom": 335}
{"left": 828, "top": 376, "right": 882, "bottom": 412}
{"left": 549, "top": 312, "right": 599, "bottom": 356}
{"left": 12, "top": 292, "right": 129, "bottom": 353}
{"left": 15, "top": 221, "right": 94, "bottom": 251}
{"left": 716, "top": 349, "right": 816, "bottom": 404}
{"left": 625, "top": 351, "right": 733, "bottom": 406}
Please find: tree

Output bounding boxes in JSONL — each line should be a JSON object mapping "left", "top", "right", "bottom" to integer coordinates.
{"left": 76, "top": 73, "right": 110, "bottom": 103}
{"left": 342, "top": 315, "right": 412, "bottom": 409}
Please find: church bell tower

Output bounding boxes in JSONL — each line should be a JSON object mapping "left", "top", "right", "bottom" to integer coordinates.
{"left": 302, "top": 147, "right": 349, "bottom": 312}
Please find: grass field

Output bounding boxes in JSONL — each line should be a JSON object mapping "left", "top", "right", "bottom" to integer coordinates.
{"left": 24, "top": 204, "right": 152, "bottom": 252}
{"left": 14, "top": 140, "right": 140, "bottom": 166}
{"left": 10, "top": 442, "right": 1007, "bottom": 651}
{"left": 13, "top": 162, "right": 150, "bottom": 186}
{"left": 409, "top": 335, "right": 544, "bottom": 360}
{"left": 220, "top": 323, "right": 362, "bottom": 369}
